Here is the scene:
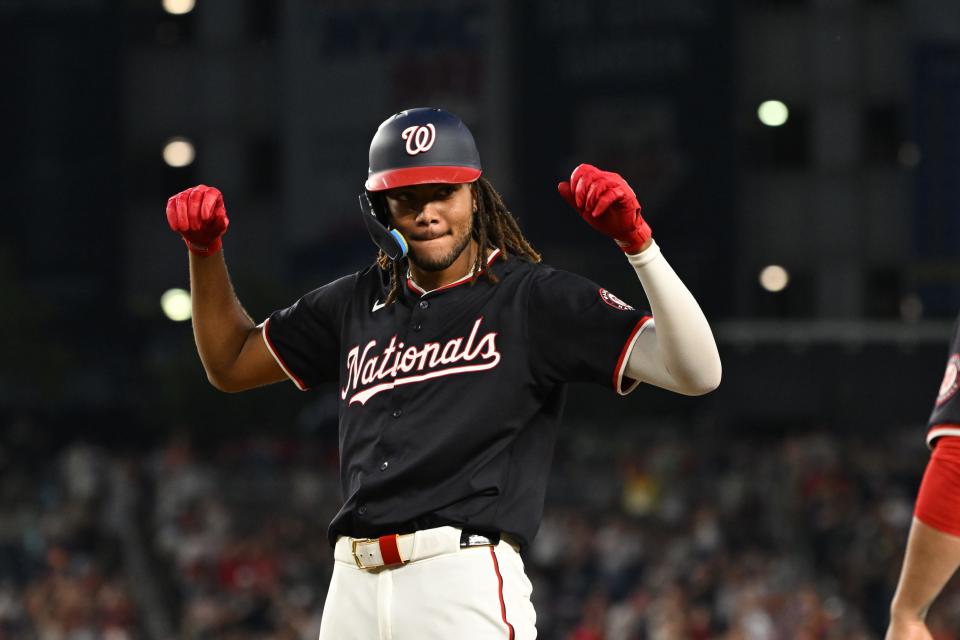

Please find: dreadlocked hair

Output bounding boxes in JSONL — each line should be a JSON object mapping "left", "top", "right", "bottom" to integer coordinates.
{"left": 375, "top": 177, "right": 541, "bottom": 305}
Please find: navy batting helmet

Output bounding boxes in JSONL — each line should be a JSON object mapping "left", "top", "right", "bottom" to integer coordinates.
{"left": 365, "top": 107, "right": 482, "bottom": 192}
{"left": 359, "top": 108, "right": 482, "bottom": 260}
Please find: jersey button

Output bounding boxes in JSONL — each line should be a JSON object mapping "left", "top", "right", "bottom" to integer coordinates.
{"left": 392, "top": 409, "right": 402, "bottom": 418}
{"left": 379, "top": 461, "right": 389, "bottom": 471}
{"left": 358, "top": 503, "right": 367, "bottom": 515}
{"left": 413, "top": 322, "right": 422, "bottom": 332}
{"left": 419, "top": 300, "right": 429, "bottom": 310}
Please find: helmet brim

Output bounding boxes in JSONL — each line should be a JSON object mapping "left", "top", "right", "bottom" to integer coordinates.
{"left": 365, "top": 166, "right": 482, "bottom": 192}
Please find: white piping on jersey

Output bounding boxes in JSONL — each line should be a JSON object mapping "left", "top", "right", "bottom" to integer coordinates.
{"left": 927, "top": 425, "right": 960, "bottom": 449}
{"left": 260, "top": 318, "right": 309, "bottom": 391}
{"left": 406, "top": 248, "right": 501, "bottom": 296}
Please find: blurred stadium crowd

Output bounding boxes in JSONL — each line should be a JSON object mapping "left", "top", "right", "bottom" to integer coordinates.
{"left": 2, "top": 418, "right": 960, "bottom": 640}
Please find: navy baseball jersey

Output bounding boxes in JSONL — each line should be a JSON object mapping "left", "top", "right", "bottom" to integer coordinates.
{"left": 262, "top": 250, "right": 652, "bottom": 550}
{"left": 927, "top": 314, "right": 960, "bottom": 448}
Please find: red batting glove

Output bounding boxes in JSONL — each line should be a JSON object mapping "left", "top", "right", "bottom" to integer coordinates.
{"left": 165, "top": 185, "right": 229, "bottom": 256}
{"left": 557, "top": 164, "right": 652, "bottom": 254}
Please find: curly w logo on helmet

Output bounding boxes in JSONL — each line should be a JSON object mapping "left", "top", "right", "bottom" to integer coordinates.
{"left": 401, "top": 124, "right": 437, "bottom": 155}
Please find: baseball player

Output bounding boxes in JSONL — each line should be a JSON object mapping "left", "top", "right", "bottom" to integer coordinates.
{"left": 887, "top": 315, "right": 960, "bottom": 640}
{"left": 165, "top": 107, "right": 721, "bottom": 639}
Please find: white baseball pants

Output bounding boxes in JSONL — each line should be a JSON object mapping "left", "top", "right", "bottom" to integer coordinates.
{"left": 317, "top": 526, "right": 536, "bottom": 639}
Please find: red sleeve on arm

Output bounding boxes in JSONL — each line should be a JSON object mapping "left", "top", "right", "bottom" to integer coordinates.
{"left": 915, "top": 436, "right": 960, "bottom": 537}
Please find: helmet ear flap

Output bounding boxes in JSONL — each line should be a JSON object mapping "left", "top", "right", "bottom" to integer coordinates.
{"left": 368, "top": 191, "right": 390, "bottom": 225}
{"left": 359, "top": 191, "right": 408, "bottom": 260}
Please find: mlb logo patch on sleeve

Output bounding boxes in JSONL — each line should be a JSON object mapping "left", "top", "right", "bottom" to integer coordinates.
{"left": 599, "top": 288, "right": 634, "bottom": 311}
{"left": 937, "top": 354, "right": 960, "bottom": 406}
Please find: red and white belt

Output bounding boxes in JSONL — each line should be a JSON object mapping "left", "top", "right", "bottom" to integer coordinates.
{"left": 336, "top": 526, "right": 501, "bottom": 570}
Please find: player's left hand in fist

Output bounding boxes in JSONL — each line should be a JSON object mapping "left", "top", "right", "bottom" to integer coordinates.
{"left": 557, "top": 163, "right": 652, "bottom": 254}
{"left": 165, "top": 184, "right": 229, "bottom": 256}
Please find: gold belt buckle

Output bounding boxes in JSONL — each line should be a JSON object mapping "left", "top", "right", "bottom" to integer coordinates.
{"left": 351, "top": 538, "right": 375, "bottom": 569}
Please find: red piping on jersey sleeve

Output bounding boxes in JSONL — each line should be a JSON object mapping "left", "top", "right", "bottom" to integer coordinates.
{"left": 612, "top": 316, "right": 653, "bottom": 395}
{"left": 915, "top": 436, "right": 960, "bottom": 537}
{"left": 261, "top": 318, "right": 309, "bottom": 391}
{"left": 488, "top": 547, "right": 515, "bottom": 640}
{"left": 927, "top": 423, "right": 960, "bottom": 449}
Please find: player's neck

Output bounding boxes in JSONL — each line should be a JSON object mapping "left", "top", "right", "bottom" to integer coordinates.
{"left": 408, "top": 240, "right": 481, "bottom": 293}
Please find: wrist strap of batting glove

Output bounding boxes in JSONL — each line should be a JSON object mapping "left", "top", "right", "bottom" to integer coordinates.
{"left": 183, "top": 237, "right": 222, "bottom": 256}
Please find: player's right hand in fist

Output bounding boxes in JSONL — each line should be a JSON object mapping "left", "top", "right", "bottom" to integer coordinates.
{"left": 166, "top": 185, "right": 229, "bottom": 256}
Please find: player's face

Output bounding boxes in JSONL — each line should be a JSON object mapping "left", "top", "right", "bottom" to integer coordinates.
{"left": 384, "top": 182, "right": 476, "bottom": 274}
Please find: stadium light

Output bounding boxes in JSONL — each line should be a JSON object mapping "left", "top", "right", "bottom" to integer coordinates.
{"left": 163, "top": 137, "right": 195, "bottom": 168}
{"left": 759, "top": 265, "right": 789, "bottom": 292}
{"left": 161, "top": 288, "right": 192, "bottom": 321}
{"left": 162, "top": 0, "right": 195, "bottom": 15}
{"left": 757, "top": 100, "right": 789, "bottom": 127}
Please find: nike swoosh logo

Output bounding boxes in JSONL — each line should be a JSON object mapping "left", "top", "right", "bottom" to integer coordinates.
{"left": 372, "top": 299, "right": 387, "bottom": 313}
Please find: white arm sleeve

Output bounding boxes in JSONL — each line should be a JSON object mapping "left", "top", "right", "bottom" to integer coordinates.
{"left": 624, "top": 240, "right": 721, "bottom": 395}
